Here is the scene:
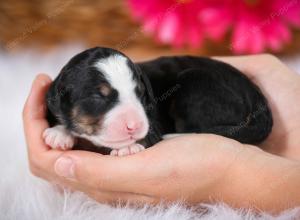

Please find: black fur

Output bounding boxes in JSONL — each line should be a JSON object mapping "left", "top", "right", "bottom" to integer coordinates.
{"left": 137, "top": 56, "right": 273, "bottom": 144}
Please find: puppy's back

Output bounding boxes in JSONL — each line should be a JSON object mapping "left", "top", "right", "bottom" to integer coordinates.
{"left": 137, "top": 56, "right": 273, "bottom": 144}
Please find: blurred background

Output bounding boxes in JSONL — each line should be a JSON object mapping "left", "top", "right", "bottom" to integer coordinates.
{"left": 1, "top": 0, "right": 300, "bottom": 59}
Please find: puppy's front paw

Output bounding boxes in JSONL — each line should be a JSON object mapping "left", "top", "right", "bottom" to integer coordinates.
{"left": 110, "top": 143, "right": 145, "bottom": 156}
{"left": 43, "top": 125, "right": 75, "bottom": 150}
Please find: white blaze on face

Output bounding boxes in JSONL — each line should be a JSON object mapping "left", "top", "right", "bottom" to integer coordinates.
{"left": 95, "top": 55, "right": 136, "bottom": 102}
{"left": 89, "top": 54, "right": 149, "bottom": 148}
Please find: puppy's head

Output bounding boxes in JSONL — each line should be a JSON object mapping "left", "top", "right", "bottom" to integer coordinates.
{"left": 48, "top": 47, "right": 152, "bottom": 148}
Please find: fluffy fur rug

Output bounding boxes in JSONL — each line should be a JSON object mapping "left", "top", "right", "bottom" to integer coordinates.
{"left": 1, "top": 46, "right": 300, "bottom": 220}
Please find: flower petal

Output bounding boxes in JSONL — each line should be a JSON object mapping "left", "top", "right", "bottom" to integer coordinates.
{"left": 156, "top": 12, "right": 179, "bottom": 44}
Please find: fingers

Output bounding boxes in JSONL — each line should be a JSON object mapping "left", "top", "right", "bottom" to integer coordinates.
{"left": 53, "top": 150, "right": 151, "bottom": 193}
{"left": 54, "top": 176, "right": 156, "bottom": 205}
{"left": 51, "top": 137, "right": 188, "bottom": 196}
{"left": 23, "top": 74, "right": 52, "bottom": 122}
{"left": 23, "top": 74, "right": 52, "bottom": 153}
{"left": 23, "top": 74, "right": 64, "bottom": 177}
{"left": 52, "top": 136, "right": 211, "bottom": 195}
{"left": 86, "top": 189, "right": 156, "bottom": 205}
{"left": 213, "top": 54, "right": 285, "bottom": 78}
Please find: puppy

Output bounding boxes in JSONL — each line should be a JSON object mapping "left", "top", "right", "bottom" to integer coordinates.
{"left": 44, "top": 47, "right": 273, "bottom": 156}
{"left": 44, "top": 47, "right": 162, "bottom": 156}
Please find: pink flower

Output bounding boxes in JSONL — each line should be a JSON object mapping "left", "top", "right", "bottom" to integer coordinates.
{"left": 127, "top": 0, "right": 207, "bottom": 48}
{"left": 127, "top": 0, "right": 300, "bottom": 54}
{"left": 218, "top": 0, "right": 300, "bottom": 53}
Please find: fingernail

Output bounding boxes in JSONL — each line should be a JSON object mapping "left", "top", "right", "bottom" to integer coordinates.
{"left": 54, "top": 157, "right": 75, "bottom": 179}
{"left": 36, "top": 74, "right": 51, "bottom": 87}
{"left": 41, "top": 80, "right": 48, "bottom": 87}
{"left": 40, "top": 78, "right": 51, "bottom": 87}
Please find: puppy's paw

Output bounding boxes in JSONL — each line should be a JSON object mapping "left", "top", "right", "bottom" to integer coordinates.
{"left": 43, "top": 125, "right": 75, "bottom": 150}
{"left": 110, "top": 143, "right": 145, "bottom": 156}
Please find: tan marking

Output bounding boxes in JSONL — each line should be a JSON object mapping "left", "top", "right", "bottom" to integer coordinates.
{"left": 71, "top": 106, "right": 101, "bottom": 135}
{"left": 99, "top": 83, "right": 112, "bottom": 96}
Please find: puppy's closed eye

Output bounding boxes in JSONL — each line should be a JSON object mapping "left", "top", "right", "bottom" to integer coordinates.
{"left": 98, "top": 83, "right": 112, "bottom": 97}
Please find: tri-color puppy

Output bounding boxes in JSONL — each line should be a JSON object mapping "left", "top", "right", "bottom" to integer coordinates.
{"left": 44, "top": 47, "right": 273, "bottom": 156}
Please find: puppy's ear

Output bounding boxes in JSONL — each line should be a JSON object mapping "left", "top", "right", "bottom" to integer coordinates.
{"left": 134, "top": 65, "right": 155, "bottom": 104}
{"left": 46, "top": 81, "right": 60, "bottom": 126}
{"left": 46, "top": 70, "right": 74, "bottom": 126}
{"left": 134, "top": 65, "right": 162, "bottom": 147}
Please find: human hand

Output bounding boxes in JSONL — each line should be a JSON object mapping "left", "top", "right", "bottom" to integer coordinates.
{"left": 23, "top": 75, "right": 256, "bottom": 204}
{"left": 215, "top": 54, "right": 300, "bottom": 159}
{"left": 23, "top": 56, "right": 300, "bottom": 212}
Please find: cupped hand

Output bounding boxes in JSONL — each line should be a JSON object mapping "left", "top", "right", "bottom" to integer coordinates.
{"left": 23, "top": 74, "right": 254, "bottom": 204}
{"left": 23, "top": 54, "right": 300, "bottom": 211}
{"left": 215, "top": 54, "right": 300, "bottom": 159}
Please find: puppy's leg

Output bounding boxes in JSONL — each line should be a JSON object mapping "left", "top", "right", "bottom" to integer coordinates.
{"left": 43, "top": 125, "right": 75, "bottom": 150}
{"left": 110, "top": 143, "right": 145, "bottom": 156}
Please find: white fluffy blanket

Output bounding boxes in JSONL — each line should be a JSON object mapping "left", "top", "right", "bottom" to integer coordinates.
{"left": 1, "top": 46, "right": 300, "bottom": 220}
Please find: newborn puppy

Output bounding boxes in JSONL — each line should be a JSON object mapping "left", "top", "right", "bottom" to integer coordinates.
{"left": 44, "top": 47, "right": 161, "bottom": 156}
{"left": 44, "top": 47, "right": 273, "bottom": 156}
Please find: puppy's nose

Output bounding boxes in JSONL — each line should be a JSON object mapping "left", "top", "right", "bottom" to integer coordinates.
{"left": 126, "top": 121, "right": 142, "bottom": 133}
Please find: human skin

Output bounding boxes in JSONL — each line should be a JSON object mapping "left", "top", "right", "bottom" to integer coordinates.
{"left": 23, "top": 54, "right": 300, "bottom": 213}
{"left": 214, "top": 55, "right": 300, "bottom": 159}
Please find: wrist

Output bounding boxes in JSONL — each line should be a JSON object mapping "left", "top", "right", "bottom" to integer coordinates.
{"left": 217, "top": 145, "right": 300, "bottom": 212}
